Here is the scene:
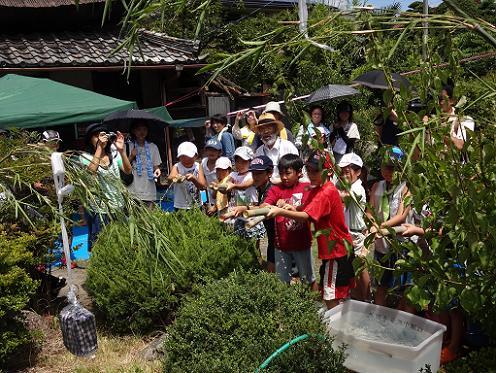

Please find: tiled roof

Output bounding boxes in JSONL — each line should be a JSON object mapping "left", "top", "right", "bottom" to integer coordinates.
{"left": 0, "top": 0, "right": 105, "bottom": 7}
{"left": 0, "top": 29, "right": 201, "bottom": 68}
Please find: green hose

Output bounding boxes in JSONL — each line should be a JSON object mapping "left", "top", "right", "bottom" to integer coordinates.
{"left": 256, "top": 333, "right": 325, "bottom": 372}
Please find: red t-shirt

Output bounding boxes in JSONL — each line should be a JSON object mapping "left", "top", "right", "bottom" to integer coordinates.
{"left": 303, "top": 182, "right": 352, "bottom": 260}
{"left": 264, "top": 182, "right": 312, "bottom": 251}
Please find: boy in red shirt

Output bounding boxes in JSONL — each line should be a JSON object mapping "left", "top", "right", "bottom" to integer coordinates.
{"left": 268, "top": 152, "right": 354, "bottom": 308}
{"left": 261, "top": 154, "right": 317, "bottom": 290}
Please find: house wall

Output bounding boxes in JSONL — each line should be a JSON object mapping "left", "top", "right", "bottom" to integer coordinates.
{"left": 49, "top": 71, "right": 93, "bottom": 90}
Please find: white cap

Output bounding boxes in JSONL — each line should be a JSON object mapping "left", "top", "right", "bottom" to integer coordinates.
{"left": 42, "top": 130, "right": 61, "bottom": 142}
{"left": 177, "top": 141, "right": 198, "bottom": 158}
{"left": 338, "top": 153, "right": 363, "bottom": 168}
{"left": 264, "top": 101, "right": 283, "bottom": 115}
{"left": 215, "top": 157, "right": 232, "bottom": 170}
{"left": 233, "top": 146, "right": 254, "bottom": 161}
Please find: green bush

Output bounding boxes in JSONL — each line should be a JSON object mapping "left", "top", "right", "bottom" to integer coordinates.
{"left": 441, "top": 347, "right": 496, "bottom": 373}
{"left": 86, "top": 209, "right": 258, "bottom": 333}
{"left": 163, "top": 270, "right": 346, "bottom": 373}
{"left": 0, "top": 233, "right": 38, "bottom": 366}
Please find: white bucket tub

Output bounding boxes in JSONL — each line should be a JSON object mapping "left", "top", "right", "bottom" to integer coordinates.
{"left": 322, "top": 300, "right": 446, "bottom": 373}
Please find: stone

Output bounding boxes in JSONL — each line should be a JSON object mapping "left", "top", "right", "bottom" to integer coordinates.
{"left": 141, "top": 333, "right": 168, "bottom": 361}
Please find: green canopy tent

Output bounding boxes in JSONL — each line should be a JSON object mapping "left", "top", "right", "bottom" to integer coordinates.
{"left": 0, "top": 74, "right": 137, "bottom": 129}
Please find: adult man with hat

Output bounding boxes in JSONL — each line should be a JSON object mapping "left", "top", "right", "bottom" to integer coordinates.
{"left": 251, "top": 101, "right": 295, "bottom": 150}
{"left": 255, "top": 113, "right": 298, "bottom": 184}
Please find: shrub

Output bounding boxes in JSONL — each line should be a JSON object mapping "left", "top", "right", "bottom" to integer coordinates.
{"left": 163, "top": 270, "right": 347, "bottom": 373}
{"left": 0, "top": 233, "right": 38, "bottom": 366}
{"left": 86, "top": 209, "right": 258, "bottom": 333}
{"left": 441, "top": 347, "right": 496, "bottom": 373}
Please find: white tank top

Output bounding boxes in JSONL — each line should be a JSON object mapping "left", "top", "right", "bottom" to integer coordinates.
{"left": 173, "top": 162, "right": 200, "bottom": 209}
{"left": 229, "top": 171, "right": 258, "bottom": 206}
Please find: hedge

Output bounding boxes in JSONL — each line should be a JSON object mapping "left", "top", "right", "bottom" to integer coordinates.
{"left": 163, "top": 270, "right": 347, "bottom": 372}
{"left": 86, "top": 209, "right": 258, "bottom": 333}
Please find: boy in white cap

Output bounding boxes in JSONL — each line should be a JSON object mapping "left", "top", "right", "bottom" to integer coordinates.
{"left": 337, "top": 153, "right": 369, "bottom": 301}
{"left": 201, "top": 138, "right": 223, "bottom": 211}
{"left": 42, "top": 130, "right": 62, "bottom": 151}
{"left": 222, "top": 146, "right": 265, "bottom": 239}
{"left": 168, "top": 141, "right": 207, "bottom": 210}
{"left": 226, "top": 146, "right": 258, "bottom": 206}
{"left": 209, "top": 157, "right": 232, "bottom": 216}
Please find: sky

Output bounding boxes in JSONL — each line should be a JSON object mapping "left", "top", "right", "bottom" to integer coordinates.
{"left": 369, "top": 0, "right": 442, "bottom": 10}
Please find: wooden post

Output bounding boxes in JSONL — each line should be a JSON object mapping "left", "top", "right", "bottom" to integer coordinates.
{"left": 164, "top": 127, "right": 173, "bottom": 175}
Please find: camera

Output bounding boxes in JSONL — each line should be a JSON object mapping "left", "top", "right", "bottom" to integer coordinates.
{"left": 106, "top": 131, "right": 118, "bottom": 143}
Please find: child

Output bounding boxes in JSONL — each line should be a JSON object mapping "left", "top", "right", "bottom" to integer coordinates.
{"left": 232, "top": 155, "right": 276, "bottom": 272}
{"left": 168, "top": 141, "right": 207, "bottom": 210}
{"left": 235, "top": 155, "right": 276, "bottom": 273}
{"left": 205, "top": 114, "right": 235, "bottom": 160}
{"left": 367, "top": 147, "right": 412, "bottom": 310}
{"left": 201, "top": 138, "right": 222, "bottom": 213}
{"left": 226, "top": 146, "right": 258, "bottom": 206}
{"left": 225, "top": 146, "right": 264, "bottom": 239}
{"left": 337, "top": 153, "right": 370, "bottom": 301}
{"left": 210, "top": 157, "right": 232, "bottom": 217}
{"left": 268, "top": 151, "right": 354, "bottom": 309}
{"left": 262, "top": 154, "right": 317, "bottom": 290}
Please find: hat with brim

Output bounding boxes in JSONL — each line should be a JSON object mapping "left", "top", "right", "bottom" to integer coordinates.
{"left": 256, "top": 112, "right": 284, "bottom": 132}
{"left": 338, "top": 153, "right": 363, "bottom": 168}
{"left": 215, "top": 157, "right": 232, "bottom": 170}
{"left": 177, "top": 141, "right": 198, "bottom": 158}
{"left": 248, "top": 155, "right": 273, "bottom": 172}
{"left": 233, "top": 146, "right": 254, "bottom": 161}
{"left": 205, "top": 138, "right": 222, "bottom": 151}
{"left": 264, "top": 101, "right": 284, "bottom": 116}
{"left": 42, "top": 130, "right": 62, "bottom": 143}
{"left": 85, "top": 123, "right": 108, "bottom": 144}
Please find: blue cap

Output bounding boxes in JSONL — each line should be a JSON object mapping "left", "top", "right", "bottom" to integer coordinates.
{"left": 248, "top": 155, "right": 273, "bottom": 171}
{"left": 205, "top": 138, "right": 222, "bottom": 151}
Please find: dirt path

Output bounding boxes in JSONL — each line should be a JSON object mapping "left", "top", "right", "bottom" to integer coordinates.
{"left": 51, "top": 265, "right": 92, "bottom": 311}
{"left": 19, "top": 265, "right": 161, "bottom": 372}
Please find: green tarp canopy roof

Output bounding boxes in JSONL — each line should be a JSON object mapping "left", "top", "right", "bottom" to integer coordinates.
{"left": 145, "top": 107, "right": 206, "bottom": 128}
{"left": 0, "top": 74, "right": 137, "bottom": 129}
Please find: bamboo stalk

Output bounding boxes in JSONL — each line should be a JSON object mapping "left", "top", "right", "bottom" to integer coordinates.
{"left": 378, "top": 226, "right": 407, "bottom": 236}
{"left": 245, "top": 215, "right": 265, "bottom": 229}
{"left": 243, "top": 208, "right": 271, "bottom": 218}
{"left": 210, "top": 183, "right": 228, "bottom": 192}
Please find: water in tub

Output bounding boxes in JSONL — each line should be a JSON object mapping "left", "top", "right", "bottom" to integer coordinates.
{"left": 329, "top": 311, "right": 431, "bottom": 347}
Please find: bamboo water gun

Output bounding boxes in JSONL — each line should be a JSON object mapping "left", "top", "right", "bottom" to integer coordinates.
{"left": 378, "top": 226, "right": 407, "bottom": 236}
{"left": 209, "top": 182, "right": 229, "bottom": 193}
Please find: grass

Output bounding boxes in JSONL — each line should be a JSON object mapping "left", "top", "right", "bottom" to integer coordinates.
{"left": 22, "top": 320, "right": 162, "bottom": 373}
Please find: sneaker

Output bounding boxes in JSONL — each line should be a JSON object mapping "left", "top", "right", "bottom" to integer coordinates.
{"left": 440, "top": 346, "right": 458, "bottom": 365}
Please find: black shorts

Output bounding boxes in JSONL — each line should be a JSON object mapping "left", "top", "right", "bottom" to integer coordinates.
{"left": 264, "top": 218, "right": 275, "bottom": 264}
